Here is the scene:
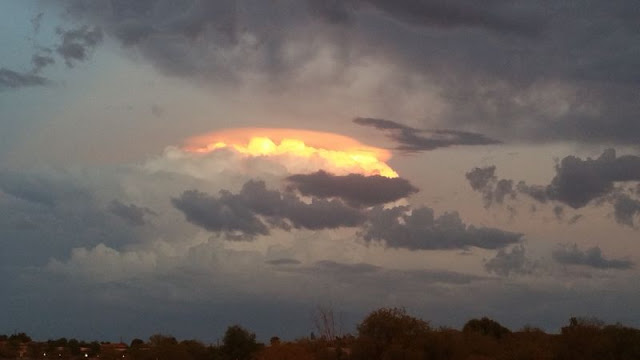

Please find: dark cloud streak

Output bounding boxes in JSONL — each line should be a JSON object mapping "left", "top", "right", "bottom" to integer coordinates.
{"left": 0, "top": 68, "right": 50, "bottom": 90}
{"left": 354, "top": 117, "right": 501, "bottom": 152}
{"left": 287, "top": 170, "right": 418, "bottom": 207}
{"left": 107, "top": 200, "right": 156, "bottom": 226}
{"left": 553, "top": 244, "right": 633, "bottom": 270}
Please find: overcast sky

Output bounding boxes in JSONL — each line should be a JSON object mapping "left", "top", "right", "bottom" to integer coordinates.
{"left": 2, "top": 0, "right": 640, "bottom": 343}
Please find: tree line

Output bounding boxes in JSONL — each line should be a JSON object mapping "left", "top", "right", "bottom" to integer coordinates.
{"left": 2, "top": 307, "right": 640, "bottom": 359}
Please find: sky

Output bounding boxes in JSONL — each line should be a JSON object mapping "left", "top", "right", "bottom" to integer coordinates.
{"left": 1, "top": 0, "right": 640, "bottom": 343}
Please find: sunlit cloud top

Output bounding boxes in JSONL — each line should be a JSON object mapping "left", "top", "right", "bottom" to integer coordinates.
{"left": 183, "top": 127, "right": 398, "bottom": 178}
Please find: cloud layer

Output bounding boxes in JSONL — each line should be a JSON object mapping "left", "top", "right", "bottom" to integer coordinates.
{"left": 54, "top": 0, "right": 640, "bottom": 146}
{"left": 553, "top": 244, "right": 633, "bottom": 270}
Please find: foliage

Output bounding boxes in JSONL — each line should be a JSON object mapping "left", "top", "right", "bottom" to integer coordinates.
{"left": 3, "top": 312, "right": 640, "bottom": 360}
{"left": 221, "top": 325, "right": 263, "bottom": 360}
{"left": 463, "top": 317, "right": 512, "bottom": 339}
{"left": 351, "top": 307, "right": 431, "bottom": 360}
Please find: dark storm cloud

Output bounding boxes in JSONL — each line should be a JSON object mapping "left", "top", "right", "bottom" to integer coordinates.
{"left": 361, "top": 206, "right": 522, "bottom": 250}
{"left": 60, "top": 1, "right": 247, "bottom": 80}
{"left": 354, "top": 117, "right": 501, "bottom": 152}
{"left": 171, "top": 189, "right": 270, "bottom": 240}
{"left": 0, "top": 68, "right": 49, "bottom": 90}
{"left": 467, "top": 149, "right": 640, "bottom": 226}
{"left": 484, "top": 245, "right": 537, "bottom": 277}
{"left": 287, "top": 170, "right": 418, "bottom": 207}
{"left": 107, "top": 200, "right": 156, "bottom": 226}
{"left": 307, "top": 0, "right": 354, "bottom": 24}
{"left": 55, "top": 1, "right": 640, "bottom": 145}
{"left": 546, "top": 149, "right": 640, "bottom": 208}
{"left": 56, "top": 25, "right": 103, "bottom": 67}
{"left": 173, "top": 178, "right": 520, "bottom": 248}
{"left": 356, "top": 0, "right": 540, "bottom": 36}
{"left": 172, "top": 180, "right": 366, "bottom": 240}
{"left": 553, "top": 244, "right": 633, "bottom": 270}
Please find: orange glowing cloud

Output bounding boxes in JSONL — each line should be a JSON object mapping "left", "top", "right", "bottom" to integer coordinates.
{"left": 183, "top": 128, "right": 398, "bottom": 178}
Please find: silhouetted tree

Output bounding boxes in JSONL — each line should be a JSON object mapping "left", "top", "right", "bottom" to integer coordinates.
{"left": 352, "top": 307, "right": 431, "bottom": 360}
{"left": 463, "top": 317, "right": 511, "bottom": 339}
{"left": 221, "top": 325, "right": 262, "bottom": 360}
{"left": 130, "top": 338, "right": 145, "bottom": 348}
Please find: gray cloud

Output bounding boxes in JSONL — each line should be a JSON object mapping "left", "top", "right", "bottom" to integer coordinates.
{"left": 31, "top": 12, "right": 44, "bottom": 34}
{"left": 287, "top": 170, "right": 418, "bottom": 207}
{"left": 307, "top": 0, "right": 354, "bottom": 24}
{"left": 0, "top": 68, "right": 49, "bottom": 90}
{"left": 0, "top": 171, "right": 89, "bottom": 207}
{"left": 553, "top": 205, "right": 564, "bottom": 221}
{"left": 107, "top": 199, "right": 156, "bottom": 226}
{"left": 31, "top": 52, "right": 55, "bottom": 73}
{"left": 553, "top": 244, "right": 633, "bottom": 270}
{"left": 466, "top": 165, "right": 496, "bottom": 192}
{"left": 54, "top": 1, "right": 640, "bottom": 146}
{"left": 403, "top": 268, "right": 485, "bottom": 285}
{"left": 314, "top": 259, "right": 380, "bottom": 274}
{"left": 355, "top": 0, "right": 541, "bottom": 36}
{"left": 361, "top": 205, "right": 522, "bottom": 250}
{"left": 465, "top": 166, "right": 515, "bottom": 208}
{"left": 467, "top": 149, "right": 640, "bottom": 226}
{"left": 171, "top": 189, "right": 270, "bottom": 240}
{"left": 612, "top": 194, "right": 640, "bottom": 228}
{"left": 56, "top": 25, "right": 103, "bottom": 67}
{"left": 568, "top": 214, "right": 583, "bottom": 225}
{"left": 278, "top": 259, "right": 484, "bottom": 285}
{"left": 173, "top": 177, "right": 520, "bottom": 249}
{"left": 547, "top": 149, "right": 640, "bottom": 209}
{"left": 172, "top": 180, "right": 366, "bottom": 240}
{"left": 265, "top": 258, "right": 301, "bottom": 266}
{"left": 354, "top": 117, "right": 501, "bottom": 152}
{"left": 485, "top": 245, "right": 537, "bottom": 277}
{"left": 0, "top": 170, "right": 156, "bottom": 270}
